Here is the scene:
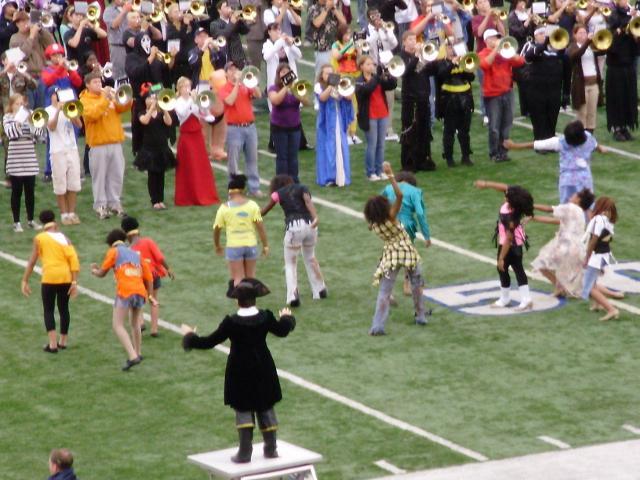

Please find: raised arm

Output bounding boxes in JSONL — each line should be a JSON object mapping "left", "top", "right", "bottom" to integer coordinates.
{"left": 530, "top": 215, "right": 560, "bottom": 225}
{"left": 474, "top": 179, "right": 508, "bottom": 192}
{"left": 382, "top": 162, "right": 403, "bottom": 220}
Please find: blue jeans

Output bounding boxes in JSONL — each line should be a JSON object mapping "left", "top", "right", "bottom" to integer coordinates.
{"left": 272, "top": 127, "right": 301, "bottom": 183}
{"left": 27, "top": 79, "right": 47, "bottom": 109}
{"left": 364, "top": 117, "right": 389, "bottom": 177}
{"left": 226, "top": 124, "right": 260, "bottom": 194}
{"left": 357, "top": 0, "right": 367, "bottom": 30}
{"left": 485, "top": 92, "right": 514, "bottom": 159}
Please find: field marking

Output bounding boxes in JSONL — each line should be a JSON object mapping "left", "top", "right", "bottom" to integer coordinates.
{"left": 537, "top": 436, "right": 571, "bottom": 450}
{"left": 374, "top": 460, "right": 407, "bottom": 474}
{"left": 622, "top": 424, "right": 640, "bottom": 435}
{"left": 0, "top": 249, "right": 488, "bottom": 462}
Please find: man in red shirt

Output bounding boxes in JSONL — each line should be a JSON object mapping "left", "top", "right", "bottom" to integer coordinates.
{"left": 479, "top": 29, "right": 524, "bottom": 163}
{"left": 218, "top": 61, "right": 264, "bottom": 197}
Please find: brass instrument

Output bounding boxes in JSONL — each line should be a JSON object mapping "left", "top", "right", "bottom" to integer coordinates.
{"left": 40, "top": 12, "right": 55, "bottom": 29}
{"left": 290, "top": 0, "right": 304, "bottom": 8}
{"left": 531, "top": 13, "right": 545, "bottom": 25}
{"left": 627, "top": 16, "right": 640, "bottom": 37}
{"left": 157, "top": 51, "right": 172, "bottom": 64}
{"left": 150, "top": 7, "right": 165, "bottom": 22}
{"left": 68, "top": 59, "right": 79, "bottom": 71}
{"left": 599, "top": 6, "right": 611, "bottom": 16}
{"left": 337, "top": 76, "right": 355, "bottom": 97}
{"left": 87, "top": 4, "right": 101, "bottom": 22}
{"left": 440, "top": 14, "right": 451, "bottom": 24}
{"left": 214, "top": 35, "right": 227, "bottom": 48}
{"left": 386, "top": 55, "right": 406, "bottom": 77}
{"left": 190, "top": 0, "right": 206, "bottom": 16}
{"left": 592, "top": 28, "right": 613, "bottom": 50}
{"left": 549, "top": 27, "right": 570, "bottom": 50}
{"left": 115, "top": 84, "right": 134, "bottom": 105}
{"left": 498, "top": 36, "right": 518, "bottom": 59}
{"left": 163, "top": 0, "right": 175, "bottom": 14}
{"left": 157, "top": 88, "right": 177, "bottom": 111}
{"left": 31, "top": 108, "right": 49, "bottom": 128}
{"left": 493, "top": 8, "right": 507, "bottom": 20}
{"left": 240, "top": 66, "right": 260, "bottom": 89}
{"left": 102, "top": 62, "right": 113, "bottom": 79}
{"left": 196, "top": 90, "right": 215, "bottom": 109}
{"left": 418, "top": 41, "right": 440, "bottom": 63}
{"left": 461, "top": 0, "right": 474, "bottom": 12}
{"left": 291, "top": 79, "right": 312, "bottom": 100}
{"left": 132, "top": 0, "right": 142, "bottom": 11}
{"left": 356, "top": 38, "right": 370, "bottom": 54}
{"left": 292, "top": 36, "right": 302, "bottom": 47}
{"left": 576, "top": 0, "right": 588, "bottom": 9}
{"left": 62, "top": 101, "right": 84, "bottom": 119}
{"left": 383, "top": 21, "right": 395, "bottom": 31}
{"left": 17, "top": 61, "right": 28, "bottom": 74}
{"left": 460, "top": 52, "right": 479, "bottom": 72}
{"left": 234, "top": 5, "right": 257, "bottom": 21}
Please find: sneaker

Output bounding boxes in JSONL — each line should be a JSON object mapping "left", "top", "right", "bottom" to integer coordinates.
{"left": 379, "top": 173, "right": 388, "bottom": 180}
{"left": 61, "top": 215, "right": 74, "bottom": 226}
{"left": 491, "top": 298, "right": 510, "bottom": 308}
{"left": 319, "top": 288, "right": 328, "bottom": 299}
{"left": 13, "top": 222, "right": 23, "bottom": 233}
{"left": 71, "top": 213, "right": 81, "bottom": 225}
{"left": 482, "top": 115, "right": 489, "bottom": 127}
{"left": 514, "top": 300, "right": 533, "bottom": 312}
{"left": 352, "top": 135, "right": 363, "bottom": 145}
{"left": 96, "top": 206, "right": 111, "bottom": 220}
{"left": 27, "top": 220, "right": 42, "bottom": 230}
{"left": 385, "top": 133, "right": 399, "bottom": 142}
{"left": 110, "top": 207, "right": 127, "bottom": 218}
{"left": 122, "top": 356, "right": 142, "bottom": 371}
{"left": 368, "top": 174, "right": 381, "bottom": 181}
{"left": 347, "top": 136, "right": 354, "bottom": 146}
{"left": 613, "top": 130, "right": 627, "bottom": 142}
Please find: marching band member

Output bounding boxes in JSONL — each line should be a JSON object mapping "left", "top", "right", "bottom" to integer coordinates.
{"left": 123, "top": 10, "right": 163, "bottom": 54}
{"left": 355, "top": 55, "right": 397, "bottom": 181}
{"left": 605, "top": 0, "right": 638, "bottom": 141}
{"left": 437, "top": 43, "right": 475, "bottom": 167}
{"left": 522, "top": 26, "right": 571, "bottom": 141}
{"left": 399, "top": 30, "right": 439, "bottom": 171}
{"left": 395, "top": 0, "right": 418, "bottom": 42}
{"left": 63, "top": 6, "right": 108, "bottom": 64}
{"left": 547, "top": 0, "right": 578, "bottom": 39}
{"left": 79, "top": 72, "right": 132, "bottom": 219}
{"left": 0, "top": 0, "right": 18, "bottom": 53}
{"left": 165, "top": 4, "right": 196, "bottom": 83}
{"left": 568, "top": 23, "right": 601, "bottom": 134}
{"left": 263, "top": 0, "right": 302, "bottom": 36}
{"left": 104, "top": 0, "right": 132, "bottom": 81}
{"left": 263, "top": 22, "right": 302, "bottom": 106}
{"left": 174, "top": 76, "right": 220, "bottom": 206}
{"left": 331, "top": 24, "right": 362, "bottom": 144}
{"left": 508, "top": 0, "right": 534, "bottom": 116}
{"left": 308, "top": 0, "right": 348, "bottom": 79}
{"left": 210, "top": 0, "right": 251, "bottom": 68}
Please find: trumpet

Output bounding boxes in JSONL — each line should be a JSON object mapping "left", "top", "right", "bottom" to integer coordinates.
{"left": 383, "top": 21, "right": 395, "bottom": 31}
{"left": 337, "top": 76, "right": 355, "bottom": 97}
{"left": 498, "top": 36, "right": 518, "bottom": 59}
{"left": 291, "top": 79, "right": 312, "bottom": 100}
{"left": 240, "top": 66, "right": 260, "bottom": 89}
{"left": 418, "top": 41, "right": 440, "bottom": 63}
{"left": 62, "top": 101, "right": 84, "bottom": 119}
{"left": 150, "top": 7, "right": 165, "bottom": 22}
{"left": 40, "top": 12, "right": 55, "bottom": 29}
{"left": 385, "top": 55, "right": 406, "bottom": 77}
{"left": 292, "top": 36, "right": 302, "bottom": 47}
{"left": 493, "top": 8, "right": 507, "bottom": 20}
{"left": 549, "top": 27, "right": 570, "bottom": 50}
{"left": 17, "top": 61, "right": 28, "bottom": 74}
{"left": 67, "top": 59, "right": 79, "bottom": 71}
{"left": 31, "top": 108, "right": 49, "bottom": 128}
{"left": 157, "top": 51, "right": 172, "bottom": 64}
{"left": 461, "top": 0, "right": 474, "bottom": 12}
{"left": 531, "top": 13, "right": 545, "bottom": 25}
{"left": 190, "top": 0, "right": 206, "bottom": 16}
{"left": 440, "top": 14, "right": 451, "bottom": 24}
{"left": 157, "top": 88, "right": 177, "bottom": 111}
{"left": 115, "top": 84, "right": 134, "bottom": 105}
{"left": 290, "top": 0, "right": 304, "bottom": 8}
{"left": 196, "top": 90, "right": 215, "bottom": 109}
{"left": 102, "top": 62, "right": 113, "bottom": 78}
{"left": 460, "top": 52, "right": 479, "bottom": 72}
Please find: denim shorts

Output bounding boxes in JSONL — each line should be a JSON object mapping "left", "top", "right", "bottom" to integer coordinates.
{"left": 226, "top": 246, "right": 258, "bottom": 261}
{"left": 114, "top": 294, "right": 146, "bottom": 309}
{"left": 581, "top": 266, "right": 600, "bottom": 300}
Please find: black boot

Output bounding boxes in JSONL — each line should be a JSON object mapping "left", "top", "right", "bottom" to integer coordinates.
{"left": 231, "top": 428, "right": 253, "bottom": 463}
{"left": 461, "top": 156, "right": 474, "bottom": 166}
{"left": 226, "top": 279, "right": 235, "bottom": 298}
{"left": 263, "top": 430, "right": 278, "bottom": 458}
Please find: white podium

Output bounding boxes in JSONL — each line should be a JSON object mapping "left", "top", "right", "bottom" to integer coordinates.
{"left": 188, "top": 441, "right": 323, "bottom": 480}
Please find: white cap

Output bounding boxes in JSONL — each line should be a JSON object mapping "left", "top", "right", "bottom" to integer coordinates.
{"left": 534, "top": 26, "right": 547, "bottom": 35}
{"left": 483, "top": 28, "right": 500, "bottom": 41}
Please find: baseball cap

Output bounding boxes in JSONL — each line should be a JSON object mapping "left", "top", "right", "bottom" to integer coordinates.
{"left": 483, "top": 28, "right": 500, "bottom": 41}
{"left": 224, "top": 60, "right": 237, "bottom": 70}
{"left": 195, "top": 26, "right": 207, "bottom": 35}
{"left": 45, "top": 43, "right": 65, "bottom": 59}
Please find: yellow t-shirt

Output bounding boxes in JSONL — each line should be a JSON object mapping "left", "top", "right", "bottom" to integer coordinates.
{"left": 213, "top": 200, "right": 263, "bottom": 248}
{"left": 36, "top": 231, "right": 80, "bottom": 284}
{"left": 200, "top": 49, "right": 214, "bottom": 83}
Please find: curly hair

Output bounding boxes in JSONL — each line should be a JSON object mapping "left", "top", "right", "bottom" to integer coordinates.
{"left": 364, "top": 195, "right": 391, "bottom": 225}
{"left": 228, "top": 174, "right": 247, "bottom": 191}
{"left": 106, "top": 229, "right": 127, "bottom": 246}
{"left": 39, "top": 210, "right": 56, "bottom": 224}
{"left": 576, "top": 188, "right": 595, "bottom": 211}
{"left": 269, "top": 174, "right": 294, "bottom": 193}
{"left": 505, "top": 185, "right": 534, "bottom": 221}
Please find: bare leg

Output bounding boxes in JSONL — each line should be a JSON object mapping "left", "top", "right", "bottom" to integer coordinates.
{"left": 150, "top": 287, "right": 160, "bottom": 335}
{"left": 56, "top": 194, "right": 68, "bottom": 214}
{"left": 539, "top": 268, "right": 565, "bottom": 296}
{"left": 590, "top": 288, "right": 618, "bottom": 317}
{"left": 212, "top": 119, "right": 227, "bottom": 159}
{"left": 598, "top": 284, "right": 625, "bottom": 299}
{"left": 67, "top": 191, "right": 77, "bottom": 215}
{"left": 130, "top": 307, "right": 142, "bottom": 356}
{"left": 228, "top": 260, "right": 247, "bottom": 286}
{"left": 244, "top": 258, "right": 257, "bottom": 279}
{"left": 58, "top": 333, "right": 67, "bottom": 347}
{"left": 112, "top": 307, "right": 137, "bottom": 360}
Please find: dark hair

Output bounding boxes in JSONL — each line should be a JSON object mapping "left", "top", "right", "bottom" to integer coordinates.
{"left": 592, "top": 196, "right": 618, "bottom": 223}
{"left": 269, "top": 174, "right": 294, "bottom": 193}
{"left": 228, "top": 174, "right": 247, "bottom": 191}
{"left": 316, "top": 63, "right": 333, "bottom": 89}
{"left": 50, "top": 449, "right": 74, "bottom": 470}
{"left": 564, "top": 120, "right": 587, "bottom": 147}
{"left": 106, "top": 229, "right": 127, "bottom": 246}
{"left": 84, "top": 71, "right": 102, "bottom": 85}
{"left": 396, "top": 170, "right": 417, "bottom": 186}
{"left": 216, "top": 0, "right": 226, "bottom": 11}
{"left": 366, "top": 7, "right": 379, "bottom": 20}
{"left": 336, "top": 23, "right": 350, "bottom": 41}
{"left": 576, "top": 188, "right": 595, "bottom": 211}
{"left": 121, "top": 216, "right": 139, "bottom": 233}
{"left": 573, "top": 22, "right": 588, "bottom": 35}
{"left": 364, "top": 195, "right": 391, "bottom": 225}
{"left": 274, "top": 62, "right": 291, "bottom": 89}
{"left": 39, "top": 209, "right": 56, "bottom": 224}
{"left": 505, "top": 185, "right": 534, "bottom": 221}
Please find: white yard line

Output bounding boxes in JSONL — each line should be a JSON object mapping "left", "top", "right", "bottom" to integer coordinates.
{"left": 374, "top": 460, "right": 408, "bottom": 475}
{"left": 537, "top": 436, "right": 571, "bottom": 450}
{"left": 622, "top": 424, "right": 640, "bottom": 435}
{"left": 0, "top": 249, "right": 488, "bottom": 463}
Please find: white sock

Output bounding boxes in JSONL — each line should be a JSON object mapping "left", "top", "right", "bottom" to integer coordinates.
{"left": 518, "top": 285, "right": 531, "bottom": 304}
{"left": 500, "top": 287, "right": 510, "bottom": 304}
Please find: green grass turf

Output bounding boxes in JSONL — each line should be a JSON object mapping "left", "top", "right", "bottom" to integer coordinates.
{"left": 1, "top": 57, "right": 640, "bottom": 478}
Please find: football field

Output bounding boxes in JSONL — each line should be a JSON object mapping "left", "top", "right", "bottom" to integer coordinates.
{"left": 2, "top": 55, "right": 640, "bottom": 479}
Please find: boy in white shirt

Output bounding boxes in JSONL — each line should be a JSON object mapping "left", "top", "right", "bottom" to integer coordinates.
{"left": 45, "top": 87, "right": 83, "bottom": 225}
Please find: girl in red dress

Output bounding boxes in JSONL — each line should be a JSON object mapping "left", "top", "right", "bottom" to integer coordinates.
{"left": 174, "top": 76, "right": 220, "bottom": 206}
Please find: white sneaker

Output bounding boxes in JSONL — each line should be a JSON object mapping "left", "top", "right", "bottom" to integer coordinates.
{"left": 385, "top": 133, "right": 399, "bottom": 142}
{"left": 27, "top": 220, "right": 42, "bottom": 230}
{"left": 379, "top": 173, "right": 389, "bottom": 180}
{"left": 13, "top": 222, "right": 23, "bottom": 233}
{"left": 347, "top": 136, "right": 354, "bottom": 146}
{"left": 368, "top": 174, "right": 381, "bottom": 181}
{"left": 491, "top": 298, "right": 509, "bottom": 308}
{"left": 514, "top": 300, "right": 533, "bottom": 312}
{"left": 352, "top": 135, "right": 363, "bottom": 145}
{"left": 483, "top": 115, "right": 489, "bottom": 127}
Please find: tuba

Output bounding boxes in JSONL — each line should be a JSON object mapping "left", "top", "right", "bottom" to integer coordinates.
{"left": 31, "top": 108, "right": 49, "bottom": 128}
{"left": 63, "top": 101, "right": 84, "bottom": 119}
{"left": 549, "top": 27, "right": 570, "bottom": 50}
{"left": 240, "top": 66, "right": 260, "bottom": 89}
{"left": 157, "top": 89, "right": 177, "bottom": 111}
{"left": 115, "top": 84, "right": 134, "bottom": 105}
{"left": 498, "top": 36, "right": 518, "bottom": 59}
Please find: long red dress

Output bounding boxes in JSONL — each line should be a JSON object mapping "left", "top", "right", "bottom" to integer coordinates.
{"left": 175, "top": 115, "right": 220, "bottom": 206}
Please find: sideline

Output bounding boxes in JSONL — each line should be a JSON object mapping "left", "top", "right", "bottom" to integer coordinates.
{"left": 0, "top": 249, "right": 488, "bottom": 463}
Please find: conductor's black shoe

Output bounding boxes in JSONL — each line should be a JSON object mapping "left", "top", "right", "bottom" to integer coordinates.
{"left": 122, "top": 356, "right": 142, "bottom": 371}
{"left": 289, "top": 298, "right": 301, "bottom": 307}
{"left": 43, "top": 345, "right": 58, "bottom": 353}
{"left": 319, "top": 288, "right": 328, "bottom": 299}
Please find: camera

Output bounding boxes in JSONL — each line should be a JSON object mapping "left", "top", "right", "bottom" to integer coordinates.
{"left": 281, "top": 70, "right": 297, "bottom": 86}
{"left": 327, "top": 73, "right": 340, "bottom": 86}
{"left": 352, "top": 30, "right": 367, "bottom": 42}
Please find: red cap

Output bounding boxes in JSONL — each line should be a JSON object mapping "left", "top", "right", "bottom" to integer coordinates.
{"left": 45, "top": 44, "right": 65, "bottom": 59}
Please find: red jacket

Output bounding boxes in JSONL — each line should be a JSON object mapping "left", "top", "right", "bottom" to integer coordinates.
{"left": 41, "top": 65, "right": 82, "bottom": 89}
{"left": 478, "top": 48, "right": 525, "bottom": 98}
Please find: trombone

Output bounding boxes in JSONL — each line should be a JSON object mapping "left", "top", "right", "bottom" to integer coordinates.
{"left": 31, "top": 108, "right": 49, "bottom": 129}
{"left": 240, "top": 66, "right": 260, "bottom": 88}
{"left": 157, "top": 88, "right": 177, "bottom": 111}
{"left": 62, "top": 101, "right": 84, "bottom": 119}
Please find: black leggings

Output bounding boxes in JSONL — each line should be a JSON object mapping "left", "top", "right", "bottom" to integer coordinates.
{"left": 497, "top": 247, "right": 528, "bottom": 288}
{"left": 10, "top": 175, "right": 35, "bottom": 223}
{"left": 42, "top": 283, "right": 71, "bottom": 334}
{"left": 148, "top": 170, "right": 165, "bottom": 204}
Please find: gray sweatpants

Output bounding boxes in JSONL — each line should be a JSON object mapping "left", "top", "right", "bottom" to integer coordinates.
{"left": 89, "top": 143, "right": 125, "bottom": 210}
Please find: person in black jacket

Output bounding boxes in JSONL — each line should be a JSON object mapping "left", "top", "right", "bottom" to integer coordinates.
{"left": 522, "top": 26, "right": 571, "bottom": 140}
{"left": 606, "top": 0, "right": 638, "bottom": 141}
{"left": 47, "top": 448, "right": 79, "bottom": 480}
{"left": 210, "top": 0, "right": 251, "bottom": 68}
{"left": 182, "top": 278, "right": 296, "bottom": 463}
{"left": 0, "top": 1, "right": 18, "bottom": 54}
{"left": 355, "top": 55, "right": 397, "bottom": 181}
{"left": 166, "top": 4, "right": 197, "bottom": 84}
{"left": 436, "top": 46, "right": 475, "bottom": 166}
{"left": 399, "top": 31, "right": 438, "bottom": 171}
{"left": 187, "top": 27, "right": 227, "bottom": 87}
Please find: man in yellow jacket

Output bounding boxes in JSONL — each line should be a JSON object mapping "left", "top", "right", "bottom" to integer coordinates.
{"left": 80, "top": 72, "right": 132, "bottom": 219}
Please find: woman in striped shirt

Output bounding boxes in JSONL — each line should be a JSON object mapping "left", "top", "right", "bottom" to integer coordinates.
{"left": 3, "top": 94, "right": 44, "bottom": 232}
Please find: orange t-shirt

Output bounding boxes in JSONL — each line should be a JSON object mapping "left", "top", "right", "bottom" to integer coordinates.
{"left": 101, "top": 245, "right": 153, "bottom": 299}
